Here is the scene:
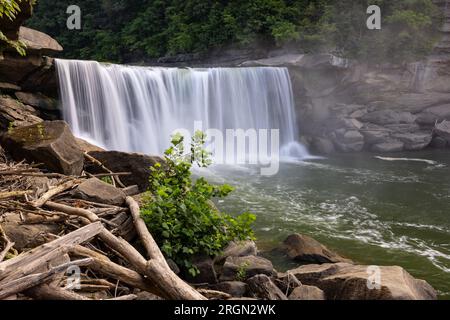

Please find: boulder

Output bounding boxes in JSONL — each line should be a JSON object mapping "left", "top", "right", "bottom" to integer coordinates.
{"left": 184, "top": 255, "right": 218, "bottom": 284}
{"left": 333, "top": 130, "right": 365, "bottom": 152}
{"left": 246, "top": 275, "right": 288, "bottom": 300}
{"left": 76, "top": 138, "right": 105, "bottom": 153}
{"left": 362, "top": 110, "right": 416, "bottom": 125}
{"left": 288, "top": 285, "right": 325, "bottom": 300}
{"left": 284, "top": 263, "right": 437, "bottom": 300}
{"left": 72, "top": 178, "right": 127, "bottom": 206}
{"left": 0, "top": 121, "right": 84, "bottom": 175}
{"left": 392, "top": 132, "right": 432, "bottom": 151}
{"left": 18, "top": 27, "right": 63, "bottom": 55}
{"left": 86, "top": 151, "right": 163, "bottom": 192}
{"left": 371, "top": 140, "right": 404, "bottom": 153}
{"left": 360, "top": 125, "right": 391, "bottom": 145}
{"left": 0, "top": 95, "right": 42, "bottom": 130}
{"left": 209, "top": 282, "right": 248, "bottom": 298}
{"left": 435, "top": 120, "right": 450, "bottom": 143}
{"left": 275, "top": 272, "right": 302, "bottom": 295}
{"left": 15, "top": 92, "right": 58, "bottom": 111}
{"left": 279, "top": 234, "right": 352, "bottom": 264}
{"left": 430, "top": 136, "right": 447, "bottom": 149}
{"left": 416, "top": 104, "right": 450, "bottom": 125}
{"left": 220, "top": 256, "right": 274, "bottom": 282}
{"left": 216, "top": 240, "right": 258, "bottom": 264}
{"left": 311, "top": 137, "right": 335, "bottom": 155}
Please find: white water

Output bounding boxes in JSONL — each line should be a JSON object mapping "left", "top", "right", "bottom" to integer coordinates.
{"left": 55, "top": 59, "right": 309, "bottom": 159}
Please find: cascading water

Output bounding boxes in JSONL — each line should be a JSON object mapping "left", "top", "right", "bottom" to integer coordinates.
{"left": 55, "top": 59, "right": 309, "bottom": 160}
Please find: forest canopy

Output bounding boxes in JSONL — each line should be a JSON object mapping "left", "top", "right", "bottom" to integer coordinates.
{"left": 26, "top": 0, "right": 442, "bottom": 64}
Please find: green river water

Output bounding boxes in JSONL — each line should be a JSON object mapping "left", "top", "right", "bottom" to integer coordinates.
{"left": 203, "top": 150, "right": 450, "bottom": 299}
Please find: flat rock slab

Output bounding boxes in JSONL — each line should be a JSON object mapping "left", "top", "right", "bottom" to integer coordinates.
{"left": 72, "top": 178, "right": 127, "bottom": 206}
{"left": 279, "top": 233, "right": 352, "bottom": 264}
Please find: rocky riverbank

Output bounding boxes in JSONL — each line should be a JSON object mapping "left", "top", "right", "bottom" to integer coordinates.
{"left": 0, "top": 120, "right": 439, "bottom": 300}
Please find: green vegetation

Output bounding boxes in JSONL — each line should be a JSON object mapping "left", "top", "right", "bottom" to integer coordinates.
{"left": 26, "top": 0, "right": 442, "bottom": 64}
{"left": 141, "top": 132, "right": 256, "bottom": 276}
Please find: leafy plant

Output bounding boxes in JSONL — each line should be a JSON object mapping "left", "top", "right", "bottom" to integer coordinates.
{"left": 141, "top": 131, "right": 256, "bottom": 276}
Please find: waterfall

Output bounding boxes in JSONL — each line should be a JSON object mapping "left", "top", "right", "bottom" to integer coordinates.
{"left": 55, "top": 59, "right": 309, "bottom": 160}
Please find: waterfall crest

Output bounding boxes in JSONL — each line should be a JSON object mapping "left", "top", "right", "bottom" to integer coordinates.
{"left": 55, "top": 59, "right": 309, "bottom": 159}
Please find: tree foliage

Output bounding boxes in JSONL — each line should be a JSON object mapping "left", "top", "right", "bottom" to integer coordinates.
{"left": 26, "top": 0, "right": 442, "bottom": 64}
{"left": 141, "top": 132, "right": 256, "bottom": 276}
{"left": 0, "top": 0, "right": 29, "bottom": 55}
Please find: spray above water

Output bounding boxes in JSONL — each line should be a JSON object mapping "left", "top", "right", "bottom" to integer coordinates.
{"left": 55, "top": 59, "right": 310, "bottom": 163}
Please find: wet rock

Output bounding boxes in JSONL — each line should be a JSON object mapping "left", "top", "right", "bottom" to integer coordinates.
{"left": 360, "top": 125, "right": 391, "bottom": 145}
{"left": 246, "top": 275, "right": 288, "bottom": 300}
{"left": 435, "top": 120, "right": 450, "bottom": 143}
{"left": 416, "top": 104, "right": 450, "bottom": 125}
{"left": 311, "top": 137, "right": 335, "bottom": 155}
{"left": 0, "top": 121, "right": 84, "bottom": 175}
{"left": 371, "top": 140, "right": 405, "bottom": 153}
{"left": 362, "top": 110, "right": 416, "bottom": 125}
{"left": 72, "top": 178, "right": 127, "bottom": 206}
{"left": 392, "top": 132, "right": 432, "bottom": 151}
{"left": 220, "top": 256, "right": 274, "bottom": 282}
{"left": 284, "top": 263, "right": 437, "bottom": 300}
{"left": 333, "top": 130, "right": 364, "bottom": 152}
{"left": 86, "top": 151, "right": 163, "bottom": 192}
{"left": 279, "top": 234, "right": 352, "bottom": 264}
{"left": 288, "top": 285, "right": 325, "bottom": 300}
{"left": 430, "top": 136, "right": 448, "bottom": 148}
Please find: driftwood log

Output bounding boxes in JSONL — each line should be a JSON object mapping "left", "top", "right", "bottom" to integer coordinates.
{"left": 0, "top": 157, "right": 207, "bottom": 301}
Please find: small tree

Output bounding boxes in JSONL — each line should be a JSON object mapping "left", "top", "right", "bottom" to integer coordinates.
{"left": 141, "top": 131, "right": 256, "bottom": 276}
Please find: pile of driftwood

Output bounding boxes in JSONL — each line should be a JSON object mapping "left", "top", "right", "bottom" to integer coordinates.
{"left": 0, "top": 149, "right": 207, "bottom": 300}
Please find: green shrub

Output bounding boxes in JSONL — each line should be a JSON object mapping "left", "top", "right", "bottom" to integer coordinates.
{"left": 141, "top": 131, "right": 256, "bottom": 276}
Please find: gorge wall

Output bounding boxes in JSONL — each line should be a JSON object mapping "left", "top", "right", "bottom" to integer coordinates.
{"left": 2, "top": 2, "right": 450, "bottom": 155}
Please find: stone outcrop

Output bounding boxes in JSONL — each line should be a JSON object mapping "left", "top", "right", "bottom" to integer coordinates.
{"left": 72, "top": 178, "right": 127, "bottom": 206}
{"left": 278, "top": 234, "right": 352, "bottom": 264}
{"left": 0, "top": 95, "right": 43, "bottom": 130}
{"left": 282, "top": 263, "right": 437, "bottom": 300}
{"left": 18, "top": 27, "right": 63, "bottom": 55}
{"left": 0, "top": 120, "right": 84, "bottom": 175}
